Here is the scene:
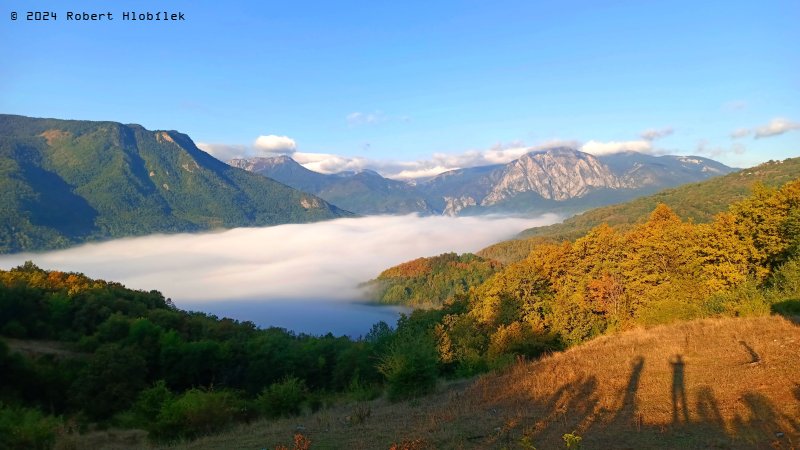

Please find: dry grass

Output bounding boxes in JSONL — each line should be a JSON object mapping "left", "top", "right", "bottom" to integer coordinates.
{"left": 153, "top": 315, "right": 800, "bottom": 449}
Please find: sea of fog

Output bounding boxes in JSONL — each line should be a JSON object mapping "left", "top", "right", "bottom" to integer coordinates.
{"left": 0, "top": 214, "right": 559, "bottom": 336}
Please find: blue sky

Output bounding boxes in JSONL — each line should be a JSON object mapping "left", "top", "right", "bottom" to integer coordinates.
{"left": 2, "top": 0, "right": 799, "bottom": 177}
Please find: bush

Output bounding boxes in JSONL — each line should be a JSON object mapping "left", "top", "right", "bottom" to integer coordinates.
{"left": 131, "top": 380, "right": 174, "bottom": 427}
{"left": 1, "top": 320, "right": 27, "bottom": 338}
{"left": 0, "top": 403, "right": 60, "bottom": 450}
{"left": 255, "top": 377, "right": 308, "bottom": 419}
{"left": 769, "top": 257, "right": 800, "bottom": 300}
{"left": 637, "top": 299, "right": 704, "bottom": 326}
{"left": 151, "top": 389, "right": 240, "bottom": 442}
{"left": 378, "top": 335, "right": 438, "bottom": 402}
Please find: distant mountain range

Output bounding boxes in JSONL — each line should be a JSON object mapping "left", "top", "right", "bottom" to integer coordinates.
{"left": 231, "top": 147, "right": 734, "bottom": 216}
{"left": 0, "top": 114, "right": 352, "bottom": 253}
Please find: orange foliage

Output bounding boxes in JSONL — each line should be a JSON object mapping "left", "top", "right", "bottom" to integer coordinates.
{"left": 380, "top": 257, "right": 431, "bottom": 278}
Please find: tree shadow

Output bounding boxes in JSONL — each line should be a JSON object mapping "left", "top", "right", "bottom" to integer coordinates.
{"left": 732, "top": 391, "right": 800, "bottom": 447}
{"left": 771, "top": 299, "right": 800, "bottom": 320}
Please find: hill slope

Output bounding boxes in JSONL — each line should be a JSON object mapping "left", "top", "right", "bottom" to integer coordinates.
{"left": 167, "top": 315, "right": 800, "bottom": 449}
{"left": 0, "top": 114, "right": 351, "bottom": 253}
{"left": 480, "top": 156, "right": 800, "bottom": 263}
{"left": 230, "top": 156, "right": 434, "bottom": 215}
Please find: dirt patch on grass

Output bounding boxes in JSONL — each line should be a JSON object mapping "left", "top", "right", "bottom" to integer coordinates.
{"left": 40, "top": 129, "right": 72, "bottom": 146}
{"left": 4, "top": 338, "right": 87, "bottom": 359}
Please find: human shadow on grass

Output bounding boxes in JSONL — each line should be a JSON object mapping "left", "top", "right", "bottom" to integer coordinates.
{"left": 488, "top": 354, "right": 798, "bottom": 449}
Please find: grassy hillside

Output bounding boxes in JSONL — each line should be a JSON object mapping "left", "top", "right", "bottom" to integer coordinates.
{"left": 480, "top": 156, "right": 800, "bottom": 264}
{"left": 162, "top": 315, "right": 800, "bottom": 449}
{"left": 0, "top": 114, "right": 351, "bottom": 253}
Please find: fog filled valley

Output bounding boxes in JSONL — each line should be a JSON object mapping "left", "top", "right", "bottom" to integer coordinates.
{"left": 0, "top": 214, "right": 557, "bottom": 336}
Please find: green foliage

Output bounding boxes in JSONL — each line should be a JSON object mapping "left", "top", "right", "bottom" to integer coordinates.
{"left": 72, "top": 343, "right": 148, "bottom": 418}
{"left": 364, "top": 253, "right": 501, "bottom": 307}
{"left": 769, "top": 257, "right": 800, "bottom": 300}
{"left": 0, "top": 403, "right": 60, "bottom": 450}
{"left": 378, "top": 332, "right": 439, "bottom": 402}
{"left": 255, "top": 377, "right": 308, "bottom": 419}
{"left": 562, "top": 431, "right": 582, "bottom": 449}
{"left": 152, "top": 389, "right": 240, "bottom": 442}
{"left": 0, "top": 263, "right": 388, "bottom": 442}
{"left": 131, "top": 380, "right": 175, "bottom": 426}
{"left": 0, "top": 114, "right": 351, "bottom": 253}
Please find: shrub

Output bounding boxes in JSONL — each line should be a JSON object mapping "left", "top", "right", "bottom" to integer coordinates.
{"left": 1, "top": 320, "right": 27, "bottom": 338}
{"left": 562, "top": 431, "right": 582, "bottom": 449}
{"left": 769, "top": 257, "right": 800, "bottom": 300}
{"left": 0, "top": 403, "right": 60, "bottom": 450}
{"left": 378, "top": 334, "right": 438, "bottom": 402}
{"left": 131, "top": 380, "right": 174, "bottom": 427}
{"left": 151, "top": 389, "right": 239, "bottom": 441}
{"left": 256, "top": 377, "right": 308, "bottom": 419}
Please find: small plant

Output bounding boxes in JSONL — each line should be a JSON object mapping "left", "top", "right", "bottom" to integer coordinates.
{"left": 346, "top": 403, "right": 371, "bottom": 426}
{"left": 389, "top": 438, "right": 427, "bottom": 450}
{"left": 562, "top": 431, "right": 582, "bottom": 449}
{"left": 275, "top": 433, "right": 312, "bottom": 450}
{"left": 520, "top": 435, "right": 537, "bottom": 450}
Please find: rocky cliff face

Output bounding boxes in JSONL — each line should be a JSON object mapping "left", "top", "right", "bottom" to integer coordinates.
{"left": 481, "top": 148, "right": 630, "bottom": 205}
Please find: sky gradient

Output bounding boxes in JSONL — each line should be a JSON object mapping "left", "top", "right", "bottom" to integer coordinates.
{"left": 2, "top": 0, "right": 799, "bottom": 178}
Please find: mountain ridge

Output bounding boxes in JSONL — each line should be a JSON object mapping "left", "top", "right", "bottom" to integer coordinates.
{"left": 0, "top": 114, "right": 352, "bottom": 253}
{"left": 232, "top": 147, "right": 734, "bottom": 216}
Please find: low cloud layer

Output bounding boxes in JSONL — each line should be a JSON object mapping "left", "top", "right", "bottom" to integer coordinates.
{"left": 580, "top": 139, "right": 653, "bottom": 156}
{"left": 0, "top": 215, "right": 558, "bottom": 304}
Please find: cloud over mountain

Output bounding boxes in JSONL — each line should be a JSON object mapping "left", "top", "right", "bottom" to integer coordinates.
{"left": 254, "top": 135, "right": 297, "bottom": 154}
{"left": 580, "top": 140, "right": 653, "bottom": 156}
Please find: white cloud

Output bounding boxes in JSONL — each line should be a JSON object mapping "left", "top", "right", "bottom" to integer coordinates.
{"left": 580, "top": 140, "right": 653, "bottom": 156}
{"left": 346, "top": 111, "right": 386, "bottom": 126}
{"left": 293, "top": 152, "right": 371, "bottom": 174}
{"left": 730, "top": 128, "right": 752, "bottom": 139}
{"left": 695, "top": 139, "right": 746, "bottom": 158}
{"left": 196, "top": 135, "right": 299, "bottom": 161}
{"left": 640, "top": 127, "right": 674, "bottom": 141}
{"left": 389, "top": 165, "right": 455, "bottom": 180}
{"left": 0, "top": 215, "right": 559, "bottom": 303}
{"left": 754, "top": 118, "right": 800, "bottom": 138}
{"left": 253, "top": 135, "right": 297, "bottom": 155}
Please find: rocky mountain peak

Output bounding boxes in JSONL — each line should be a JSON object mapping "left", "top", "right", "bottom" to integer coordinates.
{"left": 482, "top": 147, "right": 628, "bottom": 205}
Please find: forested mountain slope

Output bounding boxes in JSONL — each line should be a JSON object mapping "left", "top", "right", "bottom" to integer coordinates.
{"left": 0, "top": 114, "right": 351, "bottom": 253}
